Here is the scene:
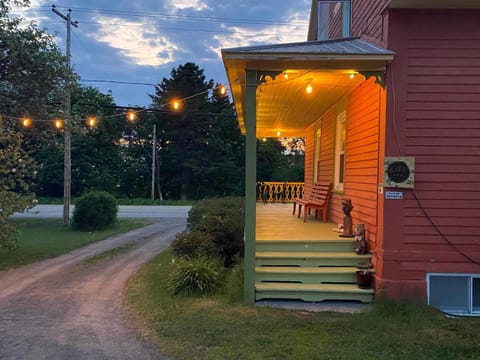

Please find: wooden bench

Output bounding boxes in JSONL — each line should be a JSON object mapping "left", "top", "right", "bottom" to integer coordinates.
{"left": 292, "top": 182, "right": 332, "bottom": 223}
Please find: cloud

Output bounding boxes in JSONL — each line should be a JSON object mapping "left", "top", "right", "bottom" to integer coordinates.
{"left": 210, "top": 11, "right": 308, "bottom": 57}
{"left": 166, "top": 0, "right": 210, "bottom": 12}
{"left": 92, "top": 15, "right": 179, "bottom": 67}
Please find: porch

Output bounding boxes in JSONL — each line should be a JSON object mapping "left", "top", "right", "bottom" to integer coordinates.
{"left": 255, "top": 203, "right": 374, "bottom": 303}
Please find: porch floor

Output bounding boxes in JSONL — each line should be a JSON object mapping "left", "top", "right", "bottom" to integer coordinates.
{"left": 256, "top": 203, "right": 340, "bottom": 241}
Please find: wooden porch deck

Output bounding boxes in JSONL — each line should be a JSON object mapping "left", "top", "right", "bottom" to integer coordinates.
{"left": 256, "top": 203, "right": 340, "bottom": 241}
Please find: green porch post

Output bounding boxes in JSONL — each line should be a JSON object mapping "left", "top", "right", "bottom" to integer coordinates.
{"left": 244, "top": 70, "right": 257, "bottom": 305}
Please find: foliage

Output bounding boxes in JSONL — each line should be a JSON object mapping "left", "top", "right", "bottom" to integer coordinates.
{"left": 167, "top": 256, "right": 224, "bottom": 296}
{"left": 0, "top": 2, "right": 74, "bottom": 131}
{"left": 0, "top": 127, "right": 35, "bottom": 249}
{"left": 257, "top": 138, "right": 304, "bottom": 182}
{"left": 72, "top": 191, "right": 118, "bottom": 231}
{"left": 187, "top": 197, "right": 244, "bottom": 266}
{"left": 171, "top": 230, "right": 216, "bottom": 259}
{"left": 0, "top": 219, "right": 147, "bottom": 270}
{"left": 151, "top": 62, "right": 244, "bottom": 200}
{"left": 127, "top": 249, "right": 480, "bottom": 360}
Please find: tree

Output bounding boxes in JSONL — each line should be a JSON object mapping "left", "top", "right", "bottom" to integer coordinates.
{"left": 34, "top": 86, "right": 125, "bottom": 196}
{"left": 0, "top": 127, "right": 35, "bottom": 249}
{"left": 0, "top": 1, "right": 73, "bottom": 127}
{"left": 151, "top": 63, "right": 245, "bottom": 200}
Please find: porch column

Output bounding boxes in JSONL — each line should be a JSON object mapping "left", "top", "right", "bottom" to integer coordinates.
{"left": 244, "top": 70, "right": 257, "bottom": 305}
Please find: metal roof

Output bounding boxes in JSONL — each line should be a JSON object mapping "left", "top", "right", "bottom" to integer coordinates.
{"left": 222, "top": 37, "right": 394, "bottom": 56}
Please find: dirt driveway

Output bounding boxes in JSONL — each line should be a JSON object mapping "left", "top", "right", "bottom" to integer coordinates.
{"left": 0, "top": 219, "right": 186, "bottom": 359}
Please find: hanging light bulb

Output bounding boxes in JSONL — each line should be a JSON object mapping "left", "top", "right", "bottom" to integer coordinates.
{"left": 87, "top": 116, "right": 97, "bottom": 127}
{"left": 276, "top": 131, "right": 281, "bottom": 137}
{"left": 349, "top": 72, "right": 356, "bottom": 79}
{"left": 127, "top": 110, "right": 137, "bottom": 122}
{"left": 54, "top": 119, "right": 63, "bottom": 129}
{"left": 218, "top": 85, "right": 227, "bottom": 95}
{"left": 21, "top": 117, "right": 32, "bottom": 127}
{"left": 306, "top": 83, "right": 313, "bottom": 94}
{"left": 172, "top": 100, "right": 181, "bottom": 110}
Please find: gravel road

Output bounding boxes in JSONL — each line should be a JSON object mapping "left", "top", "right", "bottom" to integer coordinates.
{"left": 0, "top": 219, "right": 186, "bottom": 360}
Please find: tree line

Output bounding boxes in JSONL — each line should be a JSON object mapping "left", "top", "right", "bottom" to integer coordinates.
{"left": 1, "top": 0, "right": 304, "bottom": 205}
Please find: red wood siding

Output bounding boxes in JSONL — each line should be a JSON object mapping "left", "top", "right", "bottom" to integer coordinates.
{"left": 381, "top": 9, "right": 480, "bottom": 298}
{"left": 351, "top": 0, "right": 389, "bottom": 45}
{"left": 304, "top": 123, "right": 316, "bottom": 194}
{"left": 306, "top": 79, "right": 382, "bottom": 249}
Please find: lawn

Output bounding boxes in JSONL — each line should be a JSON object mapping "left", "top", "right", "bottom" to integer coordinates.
{"left": 0, "top": 219, "right": 148, "bottom": 270}
{"left": 126, "top": 250, "right": 480, "bottom": 360}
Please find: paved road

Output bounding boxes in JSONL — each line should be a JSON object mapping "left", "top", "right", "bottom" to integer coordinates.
{"left": 11, "top": 204, "right": 191, "bottom": 220}
{"left": 0, "top": 218, "right": 187, "bottom": 359}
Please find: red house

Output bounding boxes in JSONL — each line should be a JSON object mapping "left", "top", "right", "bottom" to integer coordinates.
{"left": 222, "top": 0, "right": 480, "bottom": 315}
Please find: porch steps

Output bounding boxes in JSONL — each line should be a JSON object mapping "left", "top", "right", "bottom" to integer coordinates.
{"left": 255, "top": 283, "right": 374, "bottom": 303}
{"left": 255, "top": 239, "right": 373, "bottom": 303}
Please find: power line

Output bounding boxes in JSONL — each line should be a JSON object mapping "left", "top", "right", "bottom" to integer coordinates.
{"left": 80, "top": 79, "right": 157, "bottom": 87}
{"left": 13, "top": 5, "right": 308, "bottom": 27}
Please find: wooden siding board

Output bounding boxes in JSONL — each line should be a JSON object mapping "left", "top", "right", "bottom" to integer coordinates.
{"left": 381, "top": 9, "right": 480, "bottom": 298}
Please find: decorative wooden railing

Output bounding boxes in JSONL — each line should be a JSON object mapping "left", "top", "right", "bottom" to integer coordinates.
{"left": 256, "top": 182, "right": 304, "bottom": 203}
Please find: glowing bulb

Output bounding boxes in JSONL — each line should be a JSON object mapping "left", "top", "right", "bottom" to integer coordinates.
{"left": 262, "top": 138, "right": 267, "bottom": 142}
{"left": 22, "top": 117, "right": 32, "bottom": 127}
{"left": 127, "top": 111, "right": 137, "bottom": 122}
{"left": 87, "top": 116, "right": 97, "bottom": 127}
{"left": 219, "top": 85, "right": 227, "bottom": 95}
{"left": 306, "top": 83, "right": 313, "bottom": 94}
{"left": 283, "top": 73, "right": 289, "bottom": 79}
{"left": 349, "top": 72, "right": 356, "bottom": 79}
{"left": 54, "top": 119, "right": 63, "bottom": 129}
{"left": 276, "top": 131, "right": 281, "bottom": 137}
{"left": 172, "top": 100, "right": 181, "bottom": 110}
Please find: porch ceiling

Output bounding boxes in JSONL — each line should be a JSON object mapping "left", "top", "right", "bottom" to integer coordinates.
{"left": 222, "top": 38, "right": 394, "bottom": 138}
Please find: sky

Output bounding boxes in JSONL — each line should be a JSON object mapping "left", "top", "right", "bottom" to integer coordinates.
{"left": 12, "top": 0, "right": 312, "bottom": 107}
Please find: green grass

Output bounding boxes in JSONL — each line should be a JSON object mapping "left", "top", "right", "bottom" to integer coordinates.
{"left": 126, "top": 250, "right": 480, "bottom": 360}
{"left": 36, "top": 196, "right": 193, "bottom": 206}
{"left": 0, "top": 219, "right": 148, "bottom": 270}
{"left": 83, "top": 241, "right": 137, "bottom": 266}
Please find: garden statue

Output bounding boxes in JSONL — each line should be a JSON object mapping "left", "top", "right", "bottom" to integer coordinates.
{"left": 340, "top": 198, "right": 354, "bottom": 237}
{"left": 354, "top": 223, "right": 368, "bottom": 255}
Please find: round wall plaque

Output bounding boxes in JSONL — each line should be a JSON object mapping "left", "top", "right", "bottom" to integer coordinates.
{"left": 387, "top": 161, "right": 411, "bottom": 184}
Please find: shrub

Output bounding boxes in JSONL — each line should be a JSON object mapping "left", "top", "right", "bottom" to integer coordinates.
{"left": 171, "top": 231, "right": 216, "bottom": 259}
{"left": 72, "top": 191, "right": 118, "bottom": 231}
{"left": 167, "top": 257, "right": 224, "bottom": 296}
{"left": 187, "top": 197, "right": 244, "bottom": 266}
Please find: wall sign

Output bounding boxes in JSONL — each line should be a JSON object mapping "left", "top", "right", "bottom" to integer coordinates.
{"left": 385, "top": 191, "right": 403, "bottom": 200}
{"left": 383, "top": 157, "right": 415, "bottom": 188}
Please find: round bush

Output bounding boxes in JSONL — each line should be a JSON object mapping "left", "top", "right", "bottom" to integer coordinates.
{"left": 167, "top": 257, "right": 224, "bottom": 296}
{"left": 171, "top": 231, "right": 216, "bottom": 259}
{"left": 72, "top": 191, "right": 118, "bottom": 231}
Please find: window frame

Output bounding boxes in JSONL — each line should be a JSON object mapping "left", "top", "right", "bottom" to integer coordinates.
{"left": 427, "top": 273, "right": 480, "bottom": 316}
{"left": 316, "top": 0, "right": 352, "bottom": 40}
{"left": 334, "top": 110, "right": 346, "bottom": 192}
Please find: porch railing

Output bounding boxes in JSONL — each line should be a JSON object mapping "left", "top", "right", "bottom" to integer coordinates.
{"left": 256, "top": 181, "right": 304, "bottom": 203}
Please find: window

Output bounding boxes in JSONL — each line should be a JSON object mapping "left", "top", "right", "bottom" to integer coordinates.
{"left": 428, "top": 274, "right": 480, "bottom": 316}
{"left": 334, "top": 111, "right": 346, "bottom": 192}
{"left": 317, "top": 0, "right": 351, "bottom": 40}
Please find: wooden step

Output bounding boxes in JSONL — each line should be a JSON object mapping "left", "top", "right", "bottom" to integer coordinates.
{"left": 255, "top": 266, "right": 357, "bottom": 284}
{"left": 256, "top": 239, "right": 355, "bottom": 252}
{"left": 255, "top": 282, "right": 374, "bottom": 303}
{"left": 256, "top": 251, "right": 371, "bottom": 267}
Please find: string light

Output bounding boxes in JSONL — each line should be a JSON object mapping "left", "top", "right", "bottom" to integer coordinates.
{"left": 54, "top": 119, "right": 64, "bottom": 129}
{"left": 127, "top": 110, "right": 137, "bottom": 122}
{"left": 21, "top": 117, "right": 32, "bottom": 127}
{"left": 172, "top": 99, "right": 181, "bottom": 110}
{"left": 218, "top": 85, "right": 227, "bottom": 95}
{"left": 87, "top": 116, "right": 97, "bottom": 127}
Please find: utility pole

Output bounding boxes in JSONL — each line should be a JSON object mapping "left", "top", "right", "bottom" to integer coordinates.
{"left": 52, "top": 5, "right": 78, "bottom": 225}
{"left": 151, "top": 125, "right": 156, "bottom": 200}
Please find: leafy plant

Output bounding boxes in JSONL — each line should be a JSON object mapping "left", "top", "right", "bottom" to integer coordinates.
{"left": 171, "top": 230, "right": 216, "bottom": 259}
{"left": 72, "top": 191, "right": 118, "bottom": 231}
{"left": 167, "top": 257, "right": 224, "bottom": 296}
{"left": 187, "top": 197, "right": 244, "bottom": 266}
